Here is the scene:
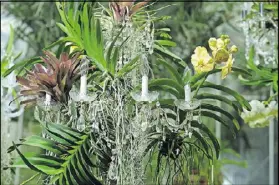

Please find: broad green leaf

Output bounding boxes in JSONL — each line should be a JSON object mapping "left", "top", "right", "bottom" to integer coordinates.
{"left": 154, "top": 44, "right": 184, "bottom": 66}
{"left": 157, "top": 59, "right": 183, "bottom": 84}
{"left": 117, "top": 56, "right": 140, "bottom": 77}
{"left": 20, "top": 173, "right": 40, "bottom": 185}
{"left": 191, "top": 130, "right": 212, "bottom": 159}
{"left": 106, "top": 26, "right": 125, "bottom": 65}
{"left": 199, "top": 110, "right": 236, "bottom": 138}
{"left": 155, "top": 40, "right": 177, "bottom": 47}
{"left": 149, "top": 85, "right": 180, "bottom": 98}
{"left": 3, "top": 57, "right": 41, "bottom": 77}
{"left": 198, "top": 82, "right": 251, "bottom": 111}
{"left": 191, "top": 120, "right": 220, "bottom": 159}
{"left": 8, "top": 135, "right": 67, "bottom": 155}
{"left": 195, "top": 93, "right": 242, "bottom": 112}
{"left": 200, "top": 103, "right": 240, "bottom": 130}
{"left": 12, "top": 142, "right": 45, "bottom": 174}
{"left": 149, "top": 78, "right": 184, "bottom": 95}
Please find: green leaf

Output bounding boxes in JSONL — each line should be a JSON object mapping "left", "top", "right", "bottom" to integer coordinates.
{"left": 200, "top": 103, "right": 240, "bottom": 130}
{"left": 155, "top": 40, "right": 177, "bottom": 47}
{"left": 156, "top": 59, "right": 183, "bottom": 84}
{"left": 198, "top": 82, "right": 251, "bottom": 111}
{"left": 6, "top": 25, "right": 15, "bottom": 55}
{"left": 154, "top": 44, "right": 185, "bottom": 68}
{"left": 191, "top": 120, "right": 220, "bottom": 159}
{"left": 247, "top": 46, "right": 273, "bottom": 78}
{"left": 117, "top": 56, "right": 140, "bottom": 77}
{"left": 191, "top": 130, "right": 212, "bottom": 159}
{"left": 156, "top": 28, "right": 171, "bottom": 32}
{"left": 196, "top": 93, "right": 242, "bottom": 112}
{"left": 110, "top": 47, "right": 119, "bottom": 75}
{"left": 12, "top": 142, "right": 45, "bottom": 174}
{"left": 199, "top": 110, "right": 236, "bottom": 138}
{"left": 149, "top": 78, "right": 184, "bottom": 96}
{"left": 149, "top": 85, "right": 180, "bottom": 98}
{"left": 8, "top": 135, "right": 68, "bottom": 155}
{"left": 231, "top": 67, "right": 252, "bottom": 77}
{"left": 3, "top": 57, "right": 41, "bottom": 77}
{"left": 106, "top": 26, "right": 125, "bottom": 66}
{"left": 20, "top": 173, "right": 40, "bottom": 185}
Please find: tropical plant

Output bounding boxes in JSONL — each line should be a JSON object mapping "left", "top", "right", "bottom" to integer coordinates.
{"left": 3, "top": 2, "right": 253, "bottom": 185}
{"left": 16, "top": 51, "right": 82, "bottom": 105}
{"left": 238, "top": 2, "right": 278, "bottom": 128}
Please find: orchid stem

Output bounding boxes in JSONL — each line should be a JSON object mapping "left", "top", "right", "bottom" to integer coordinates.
{"left": 193, "top": 72, "right": 209, "bottom": 98}
{"left": 264, "top": 92, "right": 278, "bottom": 105}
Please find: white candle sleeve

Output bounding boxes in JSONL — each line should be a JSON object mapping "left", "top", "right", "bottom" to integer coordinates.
{"left": 142, "top": 75, "right": 148, "bottom": 96}
{"left": 184, "top": 84, "right": 191, "bottom": 102}
{"left": 45, "top": 93, "right": 51, "bottom": 105}
{"left": 80, "top": 75, "right": 87, "bottom": 97}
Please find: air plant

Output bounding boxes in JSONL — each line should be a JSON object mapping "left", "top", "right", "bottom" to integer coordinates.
{"left": 16, "top": 51, "right": 81, "bottom": 105}
{"left": 109, "top": 0, "right": 150, "bottom": 22}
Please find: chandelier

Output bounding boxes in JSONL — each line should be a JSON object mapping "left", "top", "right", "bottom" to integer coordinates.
{"left": 241, "top": 2, "right": 278, "bottom": 67}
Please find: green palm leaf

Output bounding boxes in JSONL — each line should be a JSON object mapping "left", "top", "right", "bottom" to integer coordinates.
{"left": 8, "top": 122, "right": 104, "bottom": 185}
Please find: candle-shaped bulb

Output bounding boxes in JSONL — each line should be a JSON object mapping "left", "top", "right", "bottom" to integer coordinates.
{"left": 45, "top": 93, "right": 51, "bottom": 105}
{"left": 80, "top": 57, "right": 89, "bottom": 98}
{"left": 142, "top": 75, "right": 148, "bottom": 96}
{"left": 184, "top": 84, "right": 191, "bottom": 102}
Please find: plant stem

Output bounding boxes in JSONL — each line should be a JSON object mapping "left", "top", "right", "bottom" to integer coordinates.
{"left": 193, "top": 72, "right": 209, "bottom": 98}
{"left": 264, "top": 92, "right": 278, "bottom": 105}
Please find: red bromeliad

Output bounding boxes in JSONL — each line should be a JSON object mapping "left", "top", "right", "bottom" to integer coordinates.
{"left": 109, "top": 0, "right": 150, "bottom": 22}
{"left": 16, "top": 51, "right": 82, "bottom": 105}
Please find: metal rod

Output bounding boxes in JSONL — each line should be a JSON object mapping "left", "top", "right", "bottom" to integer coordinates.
{"left": 14, "top": 110, "right": 24, "bottom": 185}
{"left": 269, "top": 86, "right": 274, "bottom": 185}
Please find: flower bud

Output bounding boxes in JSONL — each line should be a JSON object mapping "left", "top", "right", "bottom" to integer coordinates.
{"left": 208, "top": 38, "right": 217, "bottom": 50}
{"left": 214, "top": 48, "right": 229, "bottom": 64}
{"left": 224, "top": 38, "right": 230, "bottom": 45}
{"left": 230, "top": 45, "right": 238, "bottom": 53}
{"left": 220, "top": 34, "right": 229, "bottom": 40}
{"left": 216, "top": 38, "right": 225, "bottom": 49}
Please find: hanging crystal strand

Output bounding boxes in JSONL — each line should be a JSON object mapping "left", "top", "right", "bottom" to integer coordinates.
{"left": 241, "top": 3, "right": 250, "bottom": 60}
{"left": 274, "top": 29, "right": 278, "bottom": 65}
{"left": 270, "top": 30, "right": 278, "bottom": 67}
{"left": 77, "top": 103, "right": 86, "bottom": 131}
{"left": 259, "top": 2, "right": 265, "bottom": 29}
{"left": 91, "top": 103, "right": 99, "bottom": 132}
{"left": 176, "top": 107, "right": 180, "bottom": 130}
{"left": 148, "top": 21, "right": 155, "bottom": 55}
{"left": 254, "top": 49, "right": 260, "bottom": 65}
{"left": 243, "top": 20, "right": 250, "bottom": 60}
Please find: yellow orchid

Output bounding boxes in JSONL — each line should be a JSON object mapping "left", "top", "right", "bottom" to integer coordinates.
{"left": 208, "top": 35, "right": 232, "bottom": 64}
{"left": 191, "top": 46, "right": 214, "bottom": 73}
{"left": 221, "top": 54, "right": 234, "bottom": 79}
{"left": 192, "top": 35, "right": 238, "bottom": 79}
